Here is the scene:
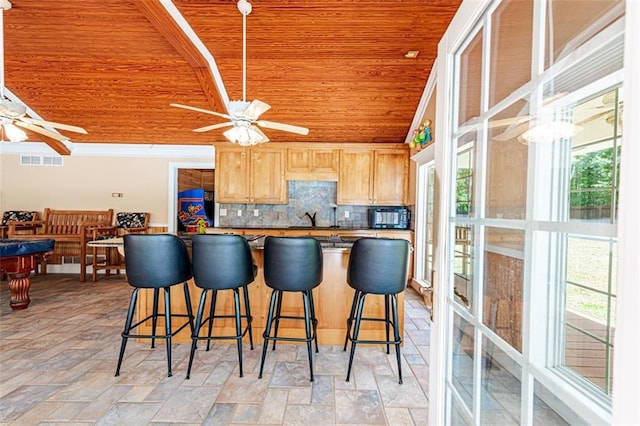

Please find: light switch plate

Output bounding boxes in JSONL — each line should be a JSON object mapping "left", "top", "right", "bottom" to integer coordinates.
{"left": 237, "top": 210, "right": 242, "bottom": 217}
{"left": 254, "top": 209, "right": 259, "bottom": 217}
{"left": 345, "top": 211, "right": 350, "bottom": 218}
{"left": 220, "top": 208, "right": 227, "bottom": 216}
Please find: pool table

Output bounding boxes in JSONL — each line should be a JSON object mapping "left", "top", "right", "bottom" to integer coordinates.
{"left": 1, "top": 239, "right": 55, "bottom": 310}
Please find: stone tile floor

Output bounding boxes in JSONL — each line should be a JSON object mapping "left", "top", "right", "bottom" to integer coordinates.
{"left": 0, "top": 274, "right": 431, "bottom": 425}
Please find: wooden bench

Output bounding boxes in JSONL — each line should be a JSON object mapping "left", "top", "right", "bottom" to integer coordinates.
{"left": 7, "top": 208, "right": 114, "bottom": 282}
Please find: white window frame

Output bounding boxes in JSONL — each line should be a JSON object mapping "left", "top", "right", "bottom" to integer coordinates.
{"left": 429, "top": 0, "right": 639, "bottom": 424}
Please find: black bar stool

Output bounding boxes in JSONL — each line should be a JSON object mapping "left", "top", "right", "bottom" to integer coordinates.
{"left": 259, "top": 236, "right": 323, "bottom": 382}
{"left": 186, "top": 234, "right": 257, "bottom": 378}
{"left": 343, "top": 237, "right": 409, "bottom": 384}
{"left": 115, "top": 234, "right": 195, "bottom": 377}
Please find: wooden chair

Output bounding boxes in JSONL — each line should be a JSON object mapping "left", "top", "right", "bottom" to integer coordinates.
{"left": 89, "top": 212, "right": 150, "bottom": 281}
{"left": 1, "top": 211, "right": 39, "bottom": 239}
{"left": 115, "top": 212, "right": 150, "bottom": 235}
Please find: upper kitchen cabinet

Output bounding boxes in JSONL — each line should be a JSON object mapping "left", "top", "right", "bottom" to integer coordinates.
{"left": 215, "top": 146, "right": 287, "bottom": 204}
{"left": 285, "top": 148, "right": 339, "bottom": 181}
{"left": 338, "top": 147, "right": 408, "bottom": 205}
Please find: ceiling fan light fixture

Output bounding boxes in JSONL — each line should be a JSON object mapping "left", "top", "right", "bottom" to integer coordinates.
{"left": 519, "top": 121, "right": 582, "bottom": 144}
{"left": 224, "top": 124, "right": 266, "bottom": 146}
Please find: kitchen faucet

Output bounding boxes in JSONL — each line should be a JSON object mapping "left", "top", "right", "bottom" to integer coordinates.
{"left": 305, "top": 212, "right": 317, "bottom": 227}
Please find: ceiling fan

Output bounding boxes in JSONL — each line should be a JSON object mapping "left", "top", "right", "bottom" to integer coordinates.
{"left": 489, "top": 92, "right": 583, "bottom": 143}
{"left": 171, "top": 0, "right": 309, "bottom": 146}
{"left": 0, "top": 1, "right": 87, "bottom": 150}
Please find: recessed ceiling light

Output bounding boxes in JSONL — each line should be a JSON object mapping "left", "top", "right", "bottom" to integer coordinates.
{"left": 404, "top": 50, "right": 419, "bottom": 59}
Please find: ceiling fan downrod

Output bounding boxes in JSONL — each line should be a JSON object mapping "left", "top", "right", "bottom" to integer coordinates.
{"left": 237, "top": 0, "right": 252, "bottom": 103}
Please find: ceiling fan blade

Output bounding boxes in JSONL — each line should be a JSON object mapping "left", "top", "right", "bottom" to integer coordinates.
{"left": 14, "top": 121, "right": 70, "bottom": 142}
{"left": 256, "top": 120, "right": 309, "bottom": 135}
{"left": 492, "top": 121, "right": 532, "bottom": 142}
{"left": 250, "top": 125, "right": 270, "bottom": 143}
{"left": 242, "top": 100, "right": 271, "bottom": 120}
{"left": 576, "top": 110, "right": 611, "bottom": 127}
{"left": 193, "top": 122, "right": 234, "bottom": 132}
{"left": 19, "top": 117, "right": 87, "bottom": 134}
{"left": 458, "top": 115, "right": 531, "bottom": 135}
{"left": 170, "top": 103, "right": 232, "bottom": 120}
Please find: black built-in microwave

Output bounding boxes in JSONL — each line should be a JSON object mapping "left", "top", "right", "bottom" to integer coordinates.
{"left": 368, "top": 207, "right": 410, "bottom": 229}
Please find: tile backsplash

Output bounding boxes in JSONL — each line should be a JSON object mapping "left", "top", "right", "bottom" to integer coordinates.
{"left": 217, "top": 180, "right": 370, "bottom": 228}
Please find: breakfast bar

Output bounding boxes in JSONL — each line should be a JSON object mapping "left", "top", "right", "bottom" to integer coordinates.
{"left": 131, "top": 230, "right": 411, "bottom": 345}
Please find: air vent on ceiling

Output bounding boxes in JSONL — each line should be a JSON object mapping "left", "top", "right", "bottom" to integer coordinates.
{"left": 20, "top": 155, "right": 63, "bottom": 166}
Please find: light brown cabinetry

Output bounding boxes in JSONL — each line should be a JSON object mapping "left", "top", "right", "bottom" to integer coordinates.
{"left": 286, "top": 148, "right": 338, "bottom": 181}
{"left": 338, "top": 148, "right": 408, "bottom": 205}
{"left": 215, "top": 146, "right": 287, "bottom": 204}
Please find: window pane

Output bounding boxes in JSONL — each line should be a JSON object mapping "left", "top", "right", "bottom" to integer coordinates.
{"left": 456, "top": 138, "right": 475, "bottom": 217}
{"left": 484, "top": 227, "right": 525, "bottom": 352}
{"left": 564, "top": 325, "right": 614, "bottom": 393}
{"left": 486, "top": 100, "right": 530, "bottom": 219}
{"left": 564, "top": 236, "right": 616, "bottom": 394}
{"left": 570, "top": 144, "right": 616, "bottom": 222}
{"left": 545, "top": 0, "right": 623, "bottom": 68}
{"left": 451, "top": 396, "right": 472, "bottom": 425}
{"left": 458, "top": 30, "right": 483, "bottom": 125}
{"left": 454, "top": 225, "right": 474, "bottom": 310}
{"left": 489, "top": 0, "right": 533, "bottom": 108}
{"left": 566, "top": 237, "right": 612, "bottom": 294}
{"left": 481, "top": 336, "right": 522, "bottom": 425}
{"left": 424, "top": 165, "right": 436, "bottom": 280}
{"left": 533, "top": 380, "right": 586, "bottom": 425}
{"left": 452, "top": 312, "right": 475, "bottom": 410}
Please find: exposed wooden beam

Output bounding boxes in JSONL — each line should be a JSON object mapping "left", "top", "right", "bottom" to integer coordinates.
{"left": 135, "top": 0, "right": 226, "bottom": 114}
{"left": 40, "top": 136, "right": 71, "bottom": 156}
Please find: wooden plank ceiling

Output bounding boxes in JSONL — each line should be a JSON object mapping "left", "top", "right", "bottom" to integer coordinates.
{"left": 2, "top": 0, "right": 461, "bottom": 153}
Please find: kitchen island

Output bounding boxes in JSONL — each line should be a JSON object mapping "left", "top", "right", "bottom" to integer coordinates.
{"left": 134, "top": 229, "right": 412, "bottom": 345}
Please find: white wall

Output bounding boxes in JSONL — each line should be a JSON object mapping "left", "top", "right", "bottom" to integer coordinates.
{"left": 0, "top": 143, "right": 214, "bottom": 226}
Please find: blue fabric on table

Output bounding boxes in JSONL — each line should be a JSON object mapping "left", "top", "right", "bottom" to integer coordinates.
{"left": 0, "top": 239, "right": 55, "bottom": 257}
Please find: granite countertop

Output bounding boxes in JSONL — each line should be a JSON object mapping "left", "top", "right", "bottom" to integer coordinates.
{"left": 244, "top": 235, "right": 357, "bottom": 250}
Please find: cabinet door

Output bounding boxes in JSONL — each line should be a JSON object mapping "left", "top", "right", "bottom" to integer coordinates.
{"left": 286, "top": 148, "right": 311, "bottom": 174}
{"left": 338, "top": 150, "right": 374, "bottom": 204}
{"left": 251, "top": 148, "right": 287, "bottom": 203}
{"left": 373, "top": 149, "right": 407, "bottom": 205}
{"left": 286, "top": 148, "right": 338, "bottom": 181}
{"left": 215, "top": 147, "right": 250, "bottom": 203}
{"left": 311, "top": 149, "right": 339, "bottom": 175}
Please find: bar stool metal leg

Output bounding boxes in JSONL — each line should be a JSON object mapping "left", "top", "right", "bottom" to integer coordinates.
{"left": 186, "top": 289, "right": 209, "bottom": 379}
{"left": 302, "top": 289, "right": 314, "bottom": 382}
{"left": 343, "top": 289, "right": 360, "bottom": 351}
{"left": 242, "top": 284, "right": 254, "bottom": 349}
{"left": 272, "top": 291, "right": 283, "bottom": 350}
{"left": 385, "top": 294, "right": 390, "bottom": 354}
{"left": 115, "top": 288, "right": 139, "bottom": 377}
{"left": 205, "top": 290, "right": 218, "bottom": 351}
{"left": 164, "top": 287, "right": 173, "bottom": 377}
{"left": 233, "top": 288, "right": 244, "bottom": 376}
{"left": 259, "top": 289, "right": 278, "bottom": 378}
{"left": 346, "top": 292, "right": 366, "bottom": 382}
{"left": 391, "top": 294, "right": 403, "bottom": 384}
{"left": 151, "top": 288, "right": 159, "bottom": 348}
{"left": 308, "top": 290, "right": 319, "bottom": 353}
